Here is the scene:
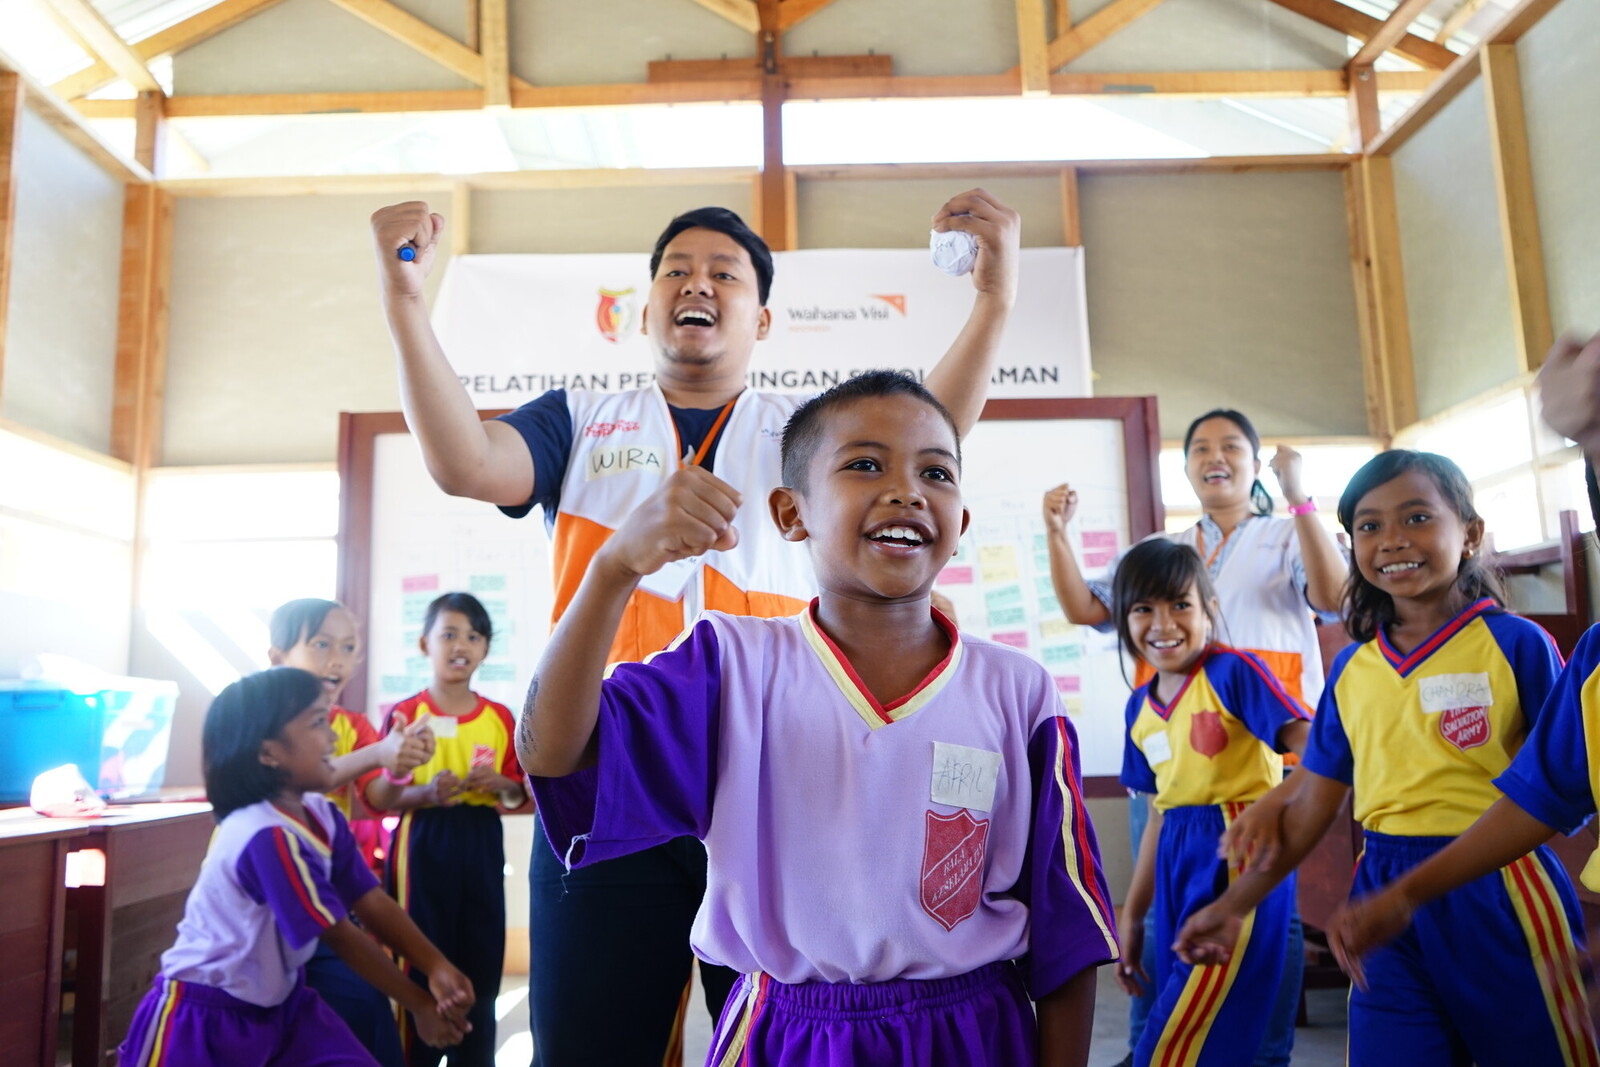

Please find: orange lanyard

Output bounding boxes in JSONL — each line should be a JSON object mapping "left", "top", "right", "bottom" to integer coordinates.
{"left": 679, "top": 398, "right": 738, "bottom": 469}
{"left": 1196, "top": 521, "right": 1233, "bottom": 569}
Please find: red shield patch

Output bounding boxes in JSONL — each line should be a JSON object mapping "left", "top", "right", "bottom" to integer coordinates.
{"left": 1190, "top": 711, "right": 1229, "bottom": 759}
{"left": 1441, "top": 706, "right": 1490, "bottom": 751}
{"left": 920, "top": 809, "right": 989, "bottom": 932}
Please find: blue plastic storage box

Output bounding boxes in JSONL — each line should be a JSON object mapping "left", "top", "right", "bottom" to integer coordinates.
{"left": 0, "top": 682, "right": 105, "bottom": 806}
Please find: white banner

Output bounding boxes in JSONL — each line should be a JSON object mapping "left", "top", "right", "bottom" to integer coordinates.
{"left": 432, "top": 247, "right": 1090, "bottom": 406}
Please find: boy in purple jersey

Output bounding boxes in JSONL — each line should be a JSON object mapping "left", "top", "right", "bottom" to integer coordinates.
{"left": 520, "top": 371, "right": 1118, "bottom": 1067}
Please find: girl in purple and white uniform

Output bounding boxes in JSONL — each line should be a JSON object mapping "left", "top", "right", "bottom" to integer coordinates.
{"left": 118, "top": 668, "right": 473, "bottom": 1067}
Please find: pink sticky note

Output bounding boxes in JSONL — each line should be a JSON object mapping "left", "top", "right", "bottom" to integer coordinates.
{"left": 993, "top": 631, "right": 1029, "bottom": 649}
{"left": 1054, "top": 675, "right": 1082, "bottom": 694}
{"left": 1082, "top": 530, "right": 1118, "bottom": 550}
{"left": 939, "top": 566, "right": 975, "bottom": 584}
{"left": 403, "top": 574, "right": 440, "bottom": 593}
{"left": 1083, "top": 550, "right": 1115, "bottom": 568}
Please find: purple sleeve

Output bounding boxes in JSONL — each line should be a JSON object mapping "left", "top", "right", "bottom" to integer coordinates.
{"left": 1020, "top": 710, "right": 1121, "bottom": 1000}
{"left": 492, "top": 388, "right": 572, "bottom": 520}
{"left": 530, "top": 619, "right": 722, "bottom": 868}
{"left": 325, "top": 805, "right": 380, "bottom": 907}
{"left": 235, "top": 828, "right": 350, "bottom": 949}
{"left": 1496, "top": 625, "right": 1600, "bottom": 835}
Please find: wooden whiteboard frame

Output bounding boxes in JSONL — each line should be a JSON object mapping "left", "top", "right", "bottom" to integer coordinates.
{"left": 336, "top": 396, "right": 1163, "bottom": 791}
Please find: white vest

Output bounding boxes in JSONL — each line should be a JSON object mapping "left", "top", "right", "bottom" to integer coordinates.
{"left": 552, "top": 386, "right": 817, "bottom": 663}
{"left": 1169, "top": 515, "right": 1326, "bottom": 707}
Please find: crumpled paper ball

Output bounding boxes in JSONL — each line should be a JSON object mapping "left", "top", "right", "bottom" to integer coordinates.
{"left": 930, "top": 227, "right": 978, "bottom": 277}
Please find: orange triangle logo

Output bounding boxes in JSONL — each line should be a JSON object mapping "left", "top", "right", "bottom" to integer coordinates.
{"left": 872, "top": 294, "right": 907, "bottom": 316}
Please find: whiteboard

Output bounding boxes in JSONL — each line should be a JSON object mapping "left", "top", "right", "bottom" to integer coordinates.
{"left": 935, "top": 417, "right": 1135, "bottom": 778}
{"left": 339, "top": 398, "right": 1161, "bottom": 778}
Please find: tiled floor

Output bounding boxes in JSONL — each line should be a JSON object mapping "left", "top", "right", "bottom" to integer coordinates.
{"left": 487, "top": 965, "right": 1351, "bottom": 1066}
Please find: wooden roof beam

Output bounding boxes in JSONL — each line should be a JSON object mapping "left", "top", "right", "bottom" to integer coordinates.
{"left": 1266, "top": 0, "right": 1458, "bottom": 70}
{"left": 1349, "top": 0, "right": 1435, "bottom": 67}
{"left": 38, "top": 0, "right": 162, "bottom": 92}
{"left": 1016, "top": 0, "right": 1051, "bottom": 95}
{"left": 50, "top": 0, "right": 292, "bottom": 101}
{"left": 1435, "top": 0, "right": 1491, "bottom": 42}
{"left": 321, "top": 0, "right": 533, "bottom": 88}
{"left": 1045, "top": 0, "right": 1170, "bottom": 71}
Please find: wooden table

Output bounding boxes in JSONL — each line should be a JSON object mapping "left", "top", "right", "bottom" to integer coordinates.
{"left": 65, "top": 801, "right": 213, "bottom": 1067}
{"left": 0, "top": 813, "right": 92, "bottom": 1067}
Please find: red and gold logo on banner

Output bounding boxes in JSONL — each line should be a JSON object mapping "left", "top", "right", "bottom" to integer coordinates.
{"left": 595, "top": 287, "right": 637, "bottom": 344}
{"left": 920, "top": 808, "right": 989, "bottom": 931}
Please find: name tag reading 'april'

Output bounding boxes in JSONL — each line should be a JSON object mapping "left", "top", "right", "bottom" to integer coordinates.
{"left": 931, "top": 742, "right": 1001, "bottom": 813}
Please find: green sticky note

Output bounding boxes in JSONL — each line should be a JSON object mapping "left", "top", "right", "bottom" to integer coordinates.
{"left": 477, "top": 662, "right": 516, "bottom": 682}
{"left": 985, "top": 585, "right": 1024, "bottom": 610}
{"left": 989, "top": 606, "right": 1026, "bottom": 627}
{"left": 470, "top": 574, "right": 508, "bottom": 593}
{"left": 1038, "top": 595, "right": 1060, "bottom": 616}
{"left": 1043, "top": 645, "right": 1075, "bottom": 665}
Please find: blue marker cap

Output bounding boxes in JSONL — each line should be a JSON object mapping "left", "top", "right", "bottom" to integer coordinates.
{"left": 397, "top": 245, "right": 417, "bottom": 262}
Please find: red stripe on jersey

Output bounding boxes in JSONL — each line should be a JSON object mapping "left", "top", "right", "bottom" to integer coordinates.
{"left": 1056, "top": 718, "right": 1116, "bottom": 931}
{"left": 270, "top": 828, "right": 334, "bottom": 929}
{"left": 1146, "top": 649, "right": 1210, "bottom": 721}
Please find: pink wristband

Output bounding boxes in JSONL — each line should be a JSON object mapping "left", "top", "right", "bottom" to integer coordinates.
{"left": 383, "top": 769, "right": 415, "bottom": 786}
{"left": 1286, "top": 498, "right": 1317, "bottom": 516}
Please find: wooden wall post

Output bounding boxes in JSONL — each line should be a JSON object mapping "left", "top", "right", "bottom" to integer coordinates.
{"left": 0, "top": 72, "right": 21, "bottom": 406}
{"left": 111, "top": 185, "right": 173, "bottom": 468}
{"left": 1481, "top": 43, "right": 1552, "bottom": 371}
{"left": 755, "top": 0, "right": 793, "bottom": 250}
{"left": 1357, "top": 155, "right": 1417, "bottom": 433}
{"left": 1059, "top": 166, "right": 1081, "bottom": 246}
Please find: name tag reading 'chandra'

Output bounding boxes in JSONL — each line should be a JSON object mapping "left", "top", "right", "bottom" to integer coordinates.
{"left": 931, "top": 742, "right": 1001, "bottom": 813}
{"left": 1418, "top": 673, "right": 1492, "bottom": 714}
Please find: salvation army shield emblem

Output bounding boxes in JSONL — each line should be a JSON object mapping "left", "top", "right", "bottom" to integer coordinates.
{"left": 1441, "top": 705, "right": 1491, "bottom": 751}
{"left": 595, "top": 286, "right": 637, "bottom": 344}
{"left": 920, "top": 809, "right": 989, "bottom": 931}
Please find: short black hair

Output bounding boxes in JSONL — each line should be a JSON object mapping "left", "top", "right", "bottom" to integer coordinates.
{"left": 780, "top": 370, "right": 960, "bottom": 491}
{"left": 1111, "top": 539, "right": 1224, "bottom": 662}
{"left": 1337, "top": 449, "right": 1501, "bottom": 643}
{"left": 1183, "top": 408, "right": 1273, "bottom": 517}
{"left": 268, "top": 598, "right": 341, "bottom": 653}
{"left": 423, "top": 592, "right": 494, "bottom": 652}
{"left": 204, "top": 667, "right": 322, "bottom": 820}
{"left": 649, "top": 207, "right": 774, "bottom": 305}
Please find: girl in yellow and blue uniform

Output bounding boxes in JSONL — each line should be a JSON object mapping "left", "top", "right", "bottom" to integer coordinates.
{"left": 1176, "top": 449, "right": 1598, "bottom": 1067}
{"left": 365, "top": 593, "right": 528, "bottom": 1067}
{"left": 1113, "top": 538, "right": 1310, "bottom": 1067}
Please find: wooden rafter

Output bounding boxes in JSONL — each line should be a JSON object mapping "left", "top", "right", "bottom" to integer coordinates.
{"left": 50, "top": 0, "right": 290, "bottom": 100}
{"left": 1016, "top": 0, "right": 1052, "bottom": 95}
{"left": 1266, "top": 0, "right": 1458, "bottom": 70}
{"left": 322, "top": 0, "right": 525, "bottom": 88}
{"left": 1044, "top": 0, "right": 1169, "bottom": 71}
{"left": 478, "top": 0, "right": 510, "bottom": 106}
{"left": 1481, "top": 43, "right": 1552, "bottom": 372}
{"left": 1349, "top": 0, "right": 1435, "bottom": 67}
{"left": 1435, "top": 0, "right": 1491, "bottom": 42}
{"left": 778, "top": 0, "right": 839, "bottom": 31}
{"left": 68, "top": 69, "right": 1438, "bottom": 120}
{"left": 1368, "top": 0, "right": 1563, "bottom": 156}
{"left": 38, "top": 0, "right": 161, "bottom": 92}
{"left": 1053, "top": 0, "right": 1071, "bottom": 33}
{"left": 688, "top": 0, "right": 760, "bottom": 34}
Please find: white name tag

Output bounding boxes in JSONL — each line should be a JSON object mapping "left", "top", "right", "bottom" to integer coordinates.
{"left": 585, "top": 445, "right": 667, "bottom": 481}
{"left": 429, "top": 716, "right": 458, "bottom": 738}
{"left": 931, "top": 742, "right": 1002, "bottom": 812}
{"left": 1142, "top": 730, "right": 1173, "bottom": 767}
{"left": 1419, "top": 672, "right": 1492, "bottom": 713}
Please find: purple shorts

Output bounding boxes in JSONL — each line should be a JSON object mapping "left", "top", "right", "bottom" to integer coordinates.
{"left": 119, "top": 974, "right": 378, "bottom": 1067}
{"left": 708, "top": 961, "right": 1037, "bottom": 1067}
